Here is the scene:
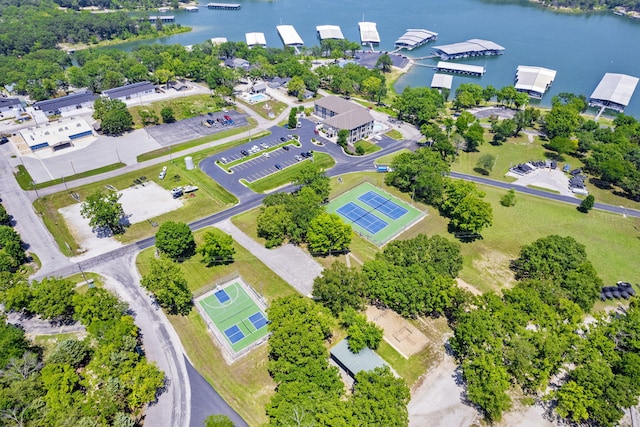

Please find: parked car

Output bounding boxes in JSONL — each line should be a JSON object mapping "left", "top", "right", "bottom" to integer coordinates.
{"left": 159, "top": 166, "right": 167, "bottom": 180}
{"left": 260, "top": 143, "right": 269, "bottom": 149}
{"left": 282, "top": 146, "right": 290, "bottom": 151}
{"left": 0, "top": 136, "right": 8, "bottom": 144}
{"left": 263, "top": 152, "right": 270, "bottom": 158}
{"left": 275, "top": 164, "right": 283, "bottom": 170}
{"left": 294, "top": 155, "right": 302, "bottom": 161}
{"left": 241, "top": 150, "right": 249, "bottom": 156}
{"left": 280, "top": 136, "right": 287, "bottom": 142}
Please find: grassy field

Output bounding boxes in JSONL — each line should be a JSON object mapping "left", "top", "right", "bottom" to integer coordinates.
{"left": 451, "top": 133, "right": 640, "bottom": 210}
{"left": 242, "top": 152, "right": 336, "bottom": 193}
{"left": 354, "top": 140, "right": 382, "bottom": 155}
{"left": 15, "top": 163, "right": 126, "bottom": 190}
{"left": 237, "top": 98, "right": 288, "bottom": 120}
{"left": 385, "top": 129, "right": 403, "bottom": 140}
{"left": 34, "top": 155, "right": 237, "bottom": 255}
{"left": 129, "top": 94, "right": 226, "bottom": 128}
{"left": 136, "top": 230, "right": 297, "bottom": 427}
{"left": 374, "top": 148, "right": 410, "bottom": 166}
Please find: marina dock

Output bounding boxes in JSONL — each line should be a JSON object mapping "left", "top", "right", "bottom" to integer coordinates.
{"left": 394, "top": 29, "right": 438, "bottom": 50}
{"left": 434, "top": 61, "right": 486, "bottom": 76}
{"left": 316, "top": 25, "right": 345, "bottom": 41}
{"left": 432, "top": 39, "right": 504, "bottom": 60}
{"left": 276, "top": 25, "right": 304, "bottom": 50}
{"left": 207, "top": 3, "right": 241, "bottom": 10}
{"left": 358, "top": 22, "right": 380, "bottom": 47}
{"left": 144, "top": 16, "right": 175, "bottom": 22}
{"left": 246, "top": 32, "right": 267, "bottom": 48}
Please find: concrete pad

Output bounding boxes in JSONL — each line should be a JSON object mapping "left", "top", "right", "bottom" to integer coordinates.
{"left": 60, "top": 182, "right": 182, "bottom": 259}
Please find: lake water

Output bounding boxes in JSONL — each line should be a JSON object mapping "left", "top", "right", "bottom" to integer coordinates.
{"left": 121, "top": 0, "right": 640, "bottom": 117}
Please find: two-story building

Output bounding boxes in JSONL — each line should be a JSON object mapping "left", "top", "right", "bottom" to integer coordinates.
{"left": 314, "top": 96, "right": 374, "bottom": 145}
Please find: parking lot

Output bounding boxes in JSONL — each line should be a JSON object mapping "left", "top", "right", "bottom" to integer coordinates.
{"left": 230, "top": 141, "right": 311, "bottom": 183}
{"left": 147, "top": 110, "right": 248, "bottom": 146}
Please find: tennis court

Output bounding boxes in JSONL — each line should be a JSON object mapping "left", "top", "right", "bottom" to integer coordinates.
{"left": 196, "top": 279, "right": 269, "bottom": 354}
{"left": 327, "top": 182, "right": 425, "bottom": 246}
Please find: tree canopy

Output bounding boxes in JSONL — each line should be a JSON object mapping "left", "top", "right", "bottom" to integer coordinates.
{"left": 80, "top": 190, "right": 125, "bottom": 235}
{"left": 155, "top": 221, "right": 196, "bottom": 261}
{"left": 140, "top": 256, "right": 193, "bottom": 315}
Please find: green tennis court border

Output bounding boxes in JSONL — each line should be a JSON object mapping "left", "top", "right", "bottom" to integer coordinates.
{"left": 195, "top": 276, "right": 269, "bottom": 362}
{"left": 326, "top": 182, "right": 425, "bottom": 246}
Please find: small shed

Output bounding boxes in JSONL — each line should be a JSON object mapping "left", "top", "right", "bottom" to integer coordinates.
{"left": 330, "top": 338, "right": 387, "bottom": 379}
{"left": 252, "top": 82, "right": 267, "bottom": 93}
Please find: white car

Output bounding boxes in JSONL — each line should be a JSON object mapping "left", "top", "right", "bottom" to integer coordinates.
{"left": 263, "top": 152, "right": 270, "bottom": 158}
{"left": 294, "top": 155, "right": 302, "bottom": 162}
{"left": 260, "top": 142, "right": 269, "bottom": 149}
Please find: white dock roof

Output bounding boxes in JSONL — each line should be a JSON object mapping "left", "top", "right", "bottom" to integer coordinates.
{"left": 245, "top": 32, "right": 266, "bottom": 47}
{"left": 276, "top": 25, "right": 304, "bottom": 46}
{"left": 433, "top": 38, "right": 504, "bottom": 55}
{"left": 316, "top": 25, "right": 344, "bottom": 40}
{"left": 358, "top": 22, "right": 380, "bottom": 43}
{"left": 436, "top": 61, "right": 485, "bottom": 74}
{"left": 515, "top": 66, "right": 557, "bottom": 96}
{"left": 395, "top": 29, "right": 438, "bottom": 48}
{"left": 431, "top": 73, "right": 453, "bottom": 90}
{"left": 589, "top": 73, "right": 639, "bottom": 107}
{"left": 210, "top": 37, "right": 228, "bottom": 45}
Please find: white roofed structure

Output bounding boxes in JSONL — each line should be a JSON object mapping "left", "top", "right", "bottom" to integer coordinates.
{"left": 432, "top": 39, "right": 505, "bottom": 60}
{"left": 514, "top": 66, "right": 557, "bottom": 98}
{"left": 245, "top": 32, "right": 267, "bottom": 47}
{"left": 358, "top": 22, "right": 380, "bottom": 44}
{"left": 435, "top": 61, "right": 485, "bottom": 76}
{"left": 431, "top": 74, "right": 453, "bottom": 90}
{"left": 210, "top": 37, "right": 228, "bottom": 45}
{"left": 589, "top": 73, "right": 639, "bottom": 112}
{"left": 395, "top": 29, "right": 438, "bottom": 50}
{"left": 276, "top": 25, "right": 304, "bottom": 46}
{"left": 316, "top": 25, "right": 344, "bottom": 40}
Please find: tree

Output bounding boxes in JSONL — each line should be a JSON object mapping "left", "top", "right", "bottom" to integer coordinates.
{"left": 476, "top": 154, "right": 495, "bottom": 175}
{"left": 0, "top": 204, "right": 10, "bottom": 225}
{"left": 155, "top": 221, "right": 196, "bottom": 261}
{"left": 46, "top": 338, "right": 91, "bottom": 368}
{"left": 140, "top": 257, "right": 192, "bottom": 315}
{"left": 204, "top": 414, "right": 234, "bottom": 427}
{"left": 342, "top": 310, "right": 383, "bottom": 353}
{"left": 287, "top": 108, "right": 298, "bottom": 130}
{"left": 287, "top": 76, "right": 306, "bottom": 100}
{"left": 386, "top": 149, "right": 450, "bottom": 205}
{"left": 546, "top": 135, "right": 577, "bottom": 157}
{"left": 307, "top": 213, "right": 352, "bottom": 255}
{"left": 463, "top": 353, "right": 512, "bottom": 421}
{"left": 337, "top": 129, "right": 349, "bottom": 150}
{"left": 500, "top": 189, "right": 517, "bottom": 207}
{"left": 464, "top": 122, "right": 485, "bottom": 152}
{"left": 198, "top": 229, "right": 235, "bottom": 266}
{"left": 351, "top": 367, "right": 410, "bottom": 426}
{"left": 80, "top": 190, "right": 125, "bottom": 235}
{"left": 578, "top": 194, "right": 595, "bottom": 213}
{"left": 292, "top": 162, "right": 330, "bottom": 201}
{"left": 93, "top": 98, "right": 133, "bottom": 135}
{"left": 313, "top": 262, "right": 366, "bottom": 316}
{"left": 257, "top": 204, "right": 290, "bottom": 248}
{"left": 0, "top": 316, "right": 29, "bottom": 367}
{"left": 375, "top": 54, "right": 393, "bottom": 73}
{"left": 29, "top": 277, "right": 75, "bottom": 320}
{"left": 160, "top": 106, "right": 175, "bottom": 123}
{"left": 512, "top": 235, "right": 589, "bottom": 281}
{"left": 361, "top": 76, "right": 384, "bottom": 102}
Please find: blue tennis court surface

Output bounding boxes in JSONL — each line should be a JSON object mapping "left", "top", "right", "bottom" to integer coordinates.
{"left": 337, "top": 202, "right": 388, "bottom": 234}
{"left": 249, "top": 312, "right": 268, "bottom": 329}
{"left": 358, "top": 191, "right": 408, "bottom": 220}
{"left": 224, "top": 325, "right": 245, "bottom": 344}
{"left": 215, "top": 289, "right": 230, "bottom": 303}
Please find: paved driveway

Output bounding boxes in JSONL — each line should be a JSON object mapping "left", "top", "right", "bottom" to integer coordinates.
{"left": 147, "top": 110, "right": 248, "bottom": 146}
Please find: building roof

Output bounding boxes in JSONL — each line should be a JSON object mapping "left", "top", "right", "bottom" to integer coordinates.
{"left": 19, "top": 116, "right": 93, "bottom": 149}
{"left": 253, "top": 82, "right": 267, "bottom": 91}
{"left": 34, "top": 89, "right": 97, "bottom": 112}
{"left": 315, "top": 95, "right": 360, "bottom": 115}
{"left": 276, "top": 25, "right": 304, "bottom": 46}
{"left": 211, "top": 37, "right": 228, "bottom": 45}
{"left": 515, "top": 66, "right": 557, "bottom": 96}
{"left": 395, "top": 28, "right": 438, "bottom": 48}
{"left": 589, "top": 73, "right": 639, "bottom": 107}
{"left": 330, "top": 339, "right": 387, "bottom": 377}
{"left": 0, "top": 97, "right": 22, "bottom": 109}
{"left": 103, "top": 81, "right": 155, "bottom": 99}
{"left": 245, "top": 32, "right": 266, "bottom": 46}
{"left": 224, "top": 57, "right": 250, "bottom": 68}
{"left": 432, "top": 38, "right": 504, "bottom": 55}
{"left": 324, "top": 108, "right": 373, "bottom": 130}
{"left": 358, "top": 22, "right": 380, "bottom": 43}
{"left": 436, "top": 61, "right": 485, "bottom": 74}
{"left": 431, "top": 73, "right": 453, "bottom": 90}
{"left": 316, "top": 25, "right": 344, "bottom": 40}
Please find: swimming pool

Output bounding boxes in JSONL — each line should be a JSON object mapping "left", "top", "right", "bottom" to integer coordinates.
{"left": 246, "top": 93, "right": 269, "bottom": 103}
{"left": 372, "top": 122, "right": 387, "bottom": 133}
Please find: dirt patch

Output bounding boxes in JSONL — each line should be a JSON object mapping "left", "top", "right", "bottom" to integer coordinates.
{"left": 366, "top": 305, "right": 429, "bottom": 359}
{"left": 59, "top": 182, "right": 183, "bottom": 260}
{"left": 472, "top": 249, "right": 516, "bottom": 290}
{"left": 456, "top": 278, "right": 482, "bottom": 296}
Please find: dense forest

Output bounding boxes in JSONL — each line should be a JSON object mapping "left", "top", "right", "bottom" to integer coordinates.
{"left": 0, "top": 0, "right": 185, "bottom": 56}
{"left": 535, "top": 0, "right": 640, "bottom": 11}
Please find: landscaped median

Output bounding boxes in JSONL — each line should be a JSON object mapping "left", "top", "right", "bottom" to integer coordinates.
{"left": 240, "top": 152, "right": 335, "bottom": 193}
{"left": 216, "top": 137, "right": 302, "bottom": 173}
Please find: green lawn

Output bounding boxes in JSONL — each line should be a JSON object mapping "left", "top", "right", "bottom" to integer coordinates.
{"left": 237, "top": 98, "right": 288, "bottom": 120}
{"left": 129, "top": 94, "right": 226, "bottom": 128}
{"left": 376, "top": 341, "right": 435, "bottom": 388}
{"left": 136, "top": 230, "right": 297, "bottom": 427}
{"left": 242, "top": 152, "right": 336, "bottom": 193}
{"left": 34, "top": 157, "right": 237, "bottom": 255}
{"left": 354, "top": 140, "right": 382, "bottom": 155}
{"left": 15, "top": 163, "right": 126, "bottom": 190}
{"left": 385, "top": 129, "right": 403, "bottom": 140}
{"left": 374, "top": 149, "right": 410, "bottom": 166}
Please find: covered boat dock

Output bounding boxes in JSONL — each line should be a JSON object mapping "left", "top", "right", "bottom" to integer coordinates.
{"left": 276, "top": 25, "right": 304, "bottom": 47}
{"left": 316, "top": 25, "right": 345, "bottom": 40}
{"left": 207, "top": 3, "right": 241, "bottom": 9}
{"left": 589, "top": 73, "right": 639, "bottom": 113}
{"left": 245, "top": 32, "right": 267, "bottom": 48}
{"left": 358, "top": 22, "right": 380, "bottom": 45}
{"left": 432, "top": 39, "right": 504, "bottom": 60}
{"left": 514, "top": 66, "right": 557, "bottom": 99}
{"left": 431, "top": 73, "right": 453, "bottom": 91}
{"left": 434, "top": 61, "right": 486, "bottom": 76}
{"left": 394, "top": 29, "right": 438, "bottom": 50}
